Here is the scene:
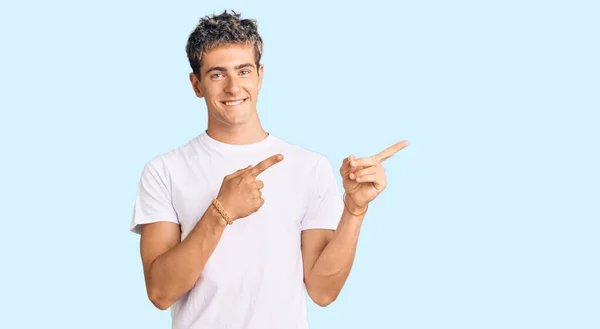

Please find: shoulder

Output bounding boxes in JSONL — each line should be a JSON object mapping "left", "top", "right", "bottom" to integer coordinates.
{"left": 140, "top": 135, "right": 202, "bottom": 174}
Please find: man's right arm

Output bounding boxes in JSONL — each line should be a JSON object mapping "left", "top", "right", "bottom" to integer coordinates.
{"left": 140, "top": 205, "right": 226, "bottom": 310}
{"left": 137, "top": 153, "right": 284, "bottom": 310}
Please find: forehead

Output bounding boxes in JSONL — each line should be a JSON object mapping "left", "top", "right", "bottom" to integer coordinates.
{"left": 202, "top": 43, "right": 255, "bottom": 69}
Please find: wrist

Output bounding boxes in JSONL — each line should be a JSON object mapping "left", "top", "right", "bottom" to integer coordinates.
{"left": 214, "top": 196, "right": 238, "bottom": 223}
{"left": 208, "top": 201, "right": 229, "bottom": 228}
{"left": 343, "top": 193, "right": 368, "bottom": 216}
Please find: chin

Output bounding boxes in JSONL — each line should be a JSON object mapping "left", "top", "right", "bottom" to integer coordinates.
{"left": 220, "top": 112, "right": 255, "bottom": 127}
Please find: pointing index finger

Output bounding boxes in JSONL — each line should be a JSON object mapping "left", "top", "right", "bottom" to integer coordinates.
{"left": 374, "top": 140, "right": 410, "bottom": 163}
{"left": 249, "top": 153, "right": 284, "bottom": 177}
{"left": 349, "top": 140, "right": 410, "bottom": 168}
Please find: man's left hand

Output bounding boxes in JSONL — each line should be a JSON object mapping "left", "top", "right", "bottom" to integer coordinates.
{"left": 339, "top": 140, "right": 409, "bottom": 213}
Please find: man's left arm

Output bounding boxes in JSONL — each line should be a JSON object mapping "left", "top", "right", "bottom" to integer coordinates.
{"left": 302, "top": 140, "right": 409, "bottom": 306}
{"left": 302, "top": 198, "right": 367, "bottom": 307}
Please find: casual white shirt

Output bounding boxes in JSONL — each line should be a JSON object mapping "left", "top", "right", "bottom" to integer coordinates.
{"left": 130, "top": 132, "right": 344, "bottom": 329}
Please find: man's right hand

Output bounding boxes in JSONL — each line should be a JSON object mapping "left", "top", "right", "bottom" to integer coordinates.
{"left": 215, "top": 153, "right": 284, "bottom": 222}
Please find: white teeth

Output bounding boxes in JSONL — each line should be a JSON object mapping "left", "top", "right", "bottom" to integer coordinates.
{"left": 224, "top": 99, "right": 245, "bottom": 106}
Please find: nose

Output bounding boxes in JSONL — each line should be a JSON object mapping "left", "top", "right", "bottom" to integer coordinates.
{"left": 224, "top": 76, "right": 241, "bottom": 95}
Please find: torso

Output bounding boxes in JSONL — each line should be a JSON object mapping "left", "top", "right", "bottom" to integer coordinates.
{"left": 161, "top": 133, "right": 322, "bottom": 329}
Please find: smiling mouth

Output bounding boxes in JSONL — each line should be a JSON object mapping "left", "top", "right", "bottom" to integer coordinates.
{"left": 221, "top": 98, "right": 248, "bottom": 106}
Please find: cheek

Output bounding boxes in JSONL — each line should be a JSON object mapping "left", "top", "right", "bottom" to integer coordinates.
{"left": 203, "top": 85, "right": 221, "bottom": 102}
{"left": 243, "top": 78, "right": 261, "bottom": 92}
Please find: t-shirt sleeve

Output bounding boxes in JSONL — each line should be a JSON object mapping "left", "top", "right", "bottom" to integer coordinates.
{"left": 301, "top": 155, "right": 344, "bottom": 231}
{"left": 130, "top": 157, "right": 179, "bottom": 235}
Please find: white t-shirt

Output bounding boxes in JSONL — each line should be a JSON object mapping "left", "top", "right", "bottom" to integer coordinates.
{"left": 130, "top": 132, "right": 344, "bottom": 329}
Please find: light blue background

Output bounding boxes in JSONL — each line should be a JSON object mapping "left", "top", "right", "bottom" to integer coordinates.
{"left": 1, "top": 0, "right": 598, "bottom": 328}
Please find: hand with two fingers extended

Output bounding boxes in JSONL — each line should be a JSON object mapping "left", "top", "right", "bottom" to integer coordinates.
{"left": 215, "top": 153, "right": 284, "bottom": 221}
{"left": 340, "top": 140, "right": 409, "bottom": 211}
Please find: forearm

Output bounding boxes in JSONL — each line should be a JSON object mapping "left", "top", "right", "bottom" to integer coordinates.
{"left": 148, "top": 205, "right": 226, "bottom": 309}
{"left": 306, "top": 206, "right": 366, "bottom": 305}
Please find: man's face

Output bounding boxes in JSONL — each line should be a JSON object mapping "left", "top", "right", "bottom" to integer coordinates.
{"left": 189, "top": 43, "right": 264, "bottom": 128}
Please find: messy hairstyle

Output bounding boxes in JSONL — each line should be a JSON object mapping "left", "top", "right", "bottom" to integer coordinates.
{"left": 186, "top": 10, "right": 263, "bottom": 77}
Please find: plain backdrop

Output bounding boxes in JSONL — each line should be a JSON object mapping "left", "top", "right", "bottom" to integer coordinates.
{"left": 0, "top": 0, "right": 598, "bottom": 328}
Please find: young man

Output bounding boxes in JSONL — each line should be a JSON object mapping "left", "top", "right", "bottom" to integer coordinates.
{"left": 130, "top": 10, "right": 408, "bottom": 329}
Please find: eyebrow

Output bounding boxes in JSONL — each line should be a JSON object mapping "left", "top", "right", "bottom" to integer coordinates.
{"left": 204, "top": 63, "right": 255, "bottom": 76}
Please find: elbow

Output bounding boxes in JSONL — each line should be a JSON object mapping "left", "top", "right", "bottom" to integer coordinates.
{"left": 151, "top": 299, "right": 171, "bottom": 311}
{"left": 308, "top": 289, "right": 338, "bottom": 307}
{"left": 148, "top": 288, "right": 175, "bottom": 311}
{"left": 313, "top": 294, "right": 337, "bottom": 307}
{"left": 306, "top": 279, "right": 339, "bottom": 307}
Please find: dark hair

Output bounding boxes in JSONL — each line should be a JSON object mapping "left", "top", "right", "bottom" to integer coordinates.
{"left": 186, "top": 10, "right": 263, "bottom": 77}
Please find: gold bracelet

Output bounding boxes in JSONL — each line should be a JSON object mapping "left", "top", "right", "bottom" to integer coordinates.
{"left": 343, "top": 192, "right": 368, "bottom": 216}
{"left": 211, "top": 198, "right": 233, "bottom": 225}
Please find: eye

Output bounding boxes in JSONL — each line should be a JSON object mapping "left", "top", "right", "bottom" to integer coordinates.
{"left": 211, "top": 73, "right": 224, "bottom": 79}
{"left": 240, "top": 70, "right": 250, "bottom": 76}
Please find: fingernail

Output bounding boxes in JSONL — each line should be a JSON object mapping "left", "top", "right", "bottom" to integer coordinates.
{"left": 350, "top": 161, "right": 356, "bottom": 166}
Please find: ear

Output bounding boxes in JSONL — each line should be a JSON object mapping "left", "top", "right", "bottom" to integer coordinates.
{"left": 258, "top": 64, "right": 264, "bottom": 91}
{"left": 189, "top": 72, "right": 204, "bottom": 98}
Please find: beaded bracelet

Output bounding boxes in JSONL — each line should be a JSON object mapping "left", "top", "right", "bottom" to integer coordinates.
{"left": 211, "top": 198, "right": 233, "bottom": 225}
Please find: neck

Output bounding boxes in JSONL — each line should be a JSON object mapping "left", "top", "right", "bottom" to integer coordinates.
{"left": 206, "top": 117, "right": 268, "bottom": 145}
